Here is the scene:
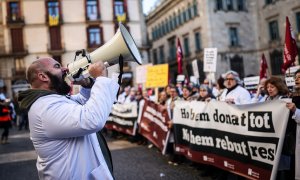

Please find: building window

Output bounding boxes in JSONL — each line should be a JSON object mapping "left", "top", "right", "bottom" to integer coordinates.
{"left": 178, "top": 10, "right": 182, "bottom": 25}
{"left": 237, "top": 0, "right": 245, "bottom": 11}
{"left": 216, "top": 0, "right": 223, "bottom": 10}
{"left": 265, "top": 0, "right": 273, "bottom": 5}
{"left": 87, "top": 26, "right": 102, "bottom": 48}
{"left": 8, "top": 2, "right": 20, "bottom": 21}
{"left": 47, "top": 1, "right": 59, "bottom": 17}
{"left": 153, "top": 49, "right": 158, "bottom": 64}
{"left": 114, "top": 0, "right": 127, "bottom": 18}
{"left": 230, "top": 55, "right": 244, "bottom": 78}
{"left": 193, "top": 0, "right": 198, "bottom": 16}
{"left": 229, "top": 27, "right": 239, "bottom": 46}
{"left": 270, "top": 50, "right": 283, "bottom": 75}
{"left": 49, "top": 27, "right": 62, "bottom": 50}
{"left": 188, "top": 3, "right": 192, "bottom": 19}
{"left": 195, "top": 32, "right": 201, "bottom": 52}
{"left": 86, "top": 0, "right": 99, "bottom": 20}
{"left": 169, "top": 17, "right": 173, "bottom": 31}
{"left": 11, "top": 28, "right": 24, "bottom": 53}
{"left": 173, "top": 13, "right": 177, "bottom": 28}
{"left": 226, "top": 0, "right": 234, "bottom": 11}
{"left": 159, "top": 46, "right": 164, "bottom": 64}
{"left": 182, "top": 9, "right": 187, "bottom": 22}
{"left": 162, "top": 22, "right": 166, "bottom": 35}
{"left": 184, "top": 36, "right": 190, "bottom": 56}
{"left": 269, "top": 20, "right": 280, "bottom": 41}
{"left": 296, "top": 12, "right": 300, "bottom": 33}
{"left": 151, "top": 28, "right": 155, "bottom": 40}
{"left": 168, "top": 38, "right": 176, "bottom": 61}
{"left": 165, "top": 20, "right": 169, "bottom": 33}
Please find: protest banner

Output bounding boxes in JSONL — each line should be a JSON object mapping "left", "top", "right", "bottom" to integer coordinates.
{"left": 173, "top": 100, "right": 289, "bottom": 180}
{"left": 106, "top": 102, "right": 138, "bottom": 135}
{"left": 139, "top": 99, "right": 171, "bottom": 154}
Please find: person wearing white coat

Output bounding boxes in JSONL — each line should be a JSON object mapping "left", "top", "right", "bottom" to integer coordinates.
{"left": 18, "top": 58, "right": 119, "bottom": 180}
{"left": 219, "top": 70, "right": 251, "bottom": 105}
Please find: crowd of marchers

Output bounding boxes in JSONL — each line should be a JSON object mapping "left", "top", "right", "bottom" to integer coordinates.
{"left": 113, "top": 70, "right": 300, "bottom": 180}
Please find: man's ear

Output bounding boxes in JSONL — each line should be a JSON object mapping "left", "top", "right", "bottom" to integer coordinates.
{"left": 37, "top": 72, "right": 49, "bottom": 82}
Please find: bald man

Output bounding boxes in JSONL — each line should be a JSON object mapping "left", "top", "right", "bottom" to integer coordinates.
{"left": 18, "top": 58, "right": 118, "bottom": 180}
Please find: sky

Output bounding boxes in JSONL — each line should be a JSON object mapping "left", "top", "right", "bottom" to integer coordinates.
{"left": 143, "top": 0, "right": 159, "bottom": 15}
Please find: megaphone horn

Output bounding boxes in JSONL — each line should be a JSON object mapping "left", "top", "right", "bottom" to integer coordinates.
{"left": 66, "top": 23, "right": 142, "bottom": 82}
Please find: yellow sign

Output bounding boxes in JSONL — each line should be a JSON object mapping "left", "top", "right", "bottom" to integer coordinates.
{"left": 145, "top": 64, "right": 169, "bottom": 88}
{"left": 49, "top": 15, "right": 59, "bottom": 26}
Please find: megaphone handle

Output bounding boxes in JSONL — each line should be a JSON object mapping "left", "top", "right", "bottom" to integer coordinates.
{"left": 115, "top": 55, "right": 124, "bottom": 102}
{"left": 104, "top": 62, "right": 110, "bottom": 68}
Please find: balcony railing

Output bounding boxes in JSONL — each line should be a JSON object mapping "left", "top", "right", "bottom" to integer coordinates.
{"left": 6, "top": 16, "right": 25, "bottom": 27}
{"left": 47, "top": 43, "right": 65, "bottom": 55}
{"left": 86, "top": 14, "right": 101, "bottom": 24}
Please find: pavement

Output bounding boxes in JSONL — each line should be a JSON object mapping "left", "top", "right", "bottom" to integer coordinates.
{"left": 0, "top": 127, "right": 212, "bottom": 180}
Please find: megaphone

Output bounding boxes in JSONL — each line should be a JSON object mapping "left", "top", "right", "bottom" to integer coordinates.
{"left": 65, "top": 23, "right": 142, "bottom": 83}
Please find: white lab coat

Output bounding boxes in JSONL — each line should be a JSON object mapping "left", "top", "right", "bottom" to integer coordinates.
{"left": 219, "top": 86, "right": 251, "bottom": 105}
{"left": 28, "top": 77, "right": 119, "bottom": 180}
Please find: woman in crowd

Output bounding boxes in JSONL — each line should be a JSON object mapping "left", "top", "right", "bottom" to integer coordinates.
{"left": 214, "top": 76, "right": 226, "bottom": 100}
{"left": 181, "top": 85, "right": 193, "bottom": 101}
{"left": 262, "top": 76, "right": 295, "bottom": 179}
{"left": 158, "top": 90, "right": 168, "bottom": 105}
{"left": 197, "top": 84, "right": 215, "bottom": 102}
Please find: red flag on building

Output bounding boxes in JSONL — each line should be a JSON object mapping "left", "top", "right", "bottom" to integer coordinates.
{"left": 281, "top": 16, "right": 298, "bottom": 73}
{"left": 259, "top": 53, "right": 268, "bottom": 80}
{"left": 177, "top": 38, "right": 183, "bottom": 74}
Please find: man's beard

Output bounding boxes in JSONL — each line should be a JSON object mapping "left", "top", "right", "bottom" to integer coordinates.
{"left": 46, "top": 71, "right": 71, "bottom": 95}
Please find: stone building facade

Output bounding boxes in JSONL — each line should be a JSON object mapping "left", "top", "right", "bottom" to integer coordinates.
{"left": 0, "top": 0, "right": 148, "bottom": 98}
{"left": 146, "top": 0, "right": 300, "bottom": 83}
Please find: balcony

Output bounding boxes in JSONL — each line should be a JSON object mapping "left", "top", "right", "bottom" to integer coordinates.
{"left": 47, "top": 43, "right": 65, "bottom": 55}
{"left": 12, "top": 67, "right": 26, "bottom": 79}
{"left": 86, "top": 14, "right": 101, "bottom": 24}
{"left": 0, "top": 47, "right": 28, "bottom": 58}
{"left": 6, "top": 16, "right": 25, "bottom": 27}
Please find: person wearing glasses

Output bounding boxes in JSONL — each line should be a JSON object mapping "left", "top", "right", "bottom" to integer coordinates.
{"left": 219, "top": 70, "right": 251, "bottom": 105}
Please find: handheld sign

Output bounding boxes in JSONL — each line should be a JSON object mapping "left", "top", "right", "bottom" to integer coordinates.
{"left": 285, "top": 66, "right": 300, "bottom": 87}
{"left": 145, "top": 64, "right": 169, "bottom": 88}
{"left": 204, "top": 48, "right": 217, "bottom": 72}
{"left": 243, "top": 76, "right": 260, "bottom": 91}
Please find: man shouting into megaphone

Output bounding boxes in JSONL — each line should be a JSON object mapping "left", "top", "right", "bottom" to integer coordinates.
{"left": 18, "top": 57, "right": 118, "bottom": 180}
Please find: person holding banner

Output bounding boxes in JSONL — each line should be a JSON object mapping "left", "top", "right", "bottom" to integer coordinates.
{"left": 286, "top": 69, "right": 300, "bottom": 180}
{"left": 219, "top": 70, "right": 251, "bottom": 104}
{"left": 260, "top": 76, "right": 296, "bottom": 179}
{"left": 251, "top": 77, "right": 267, "bottom": 103}
{"left": 18, "top": 58, "right": 118, "bottom": 180}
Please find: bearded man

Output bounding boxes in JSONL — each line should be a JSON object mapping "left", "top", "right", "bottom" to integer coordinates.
{"left": 18, "top": 57, "right": 118, "bottom": 180}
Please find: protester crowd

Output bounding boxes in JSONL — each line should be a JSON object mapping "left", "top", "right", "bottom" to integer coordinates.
{"left": 113, "top": 70, "right": 299, "bottom": 180}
